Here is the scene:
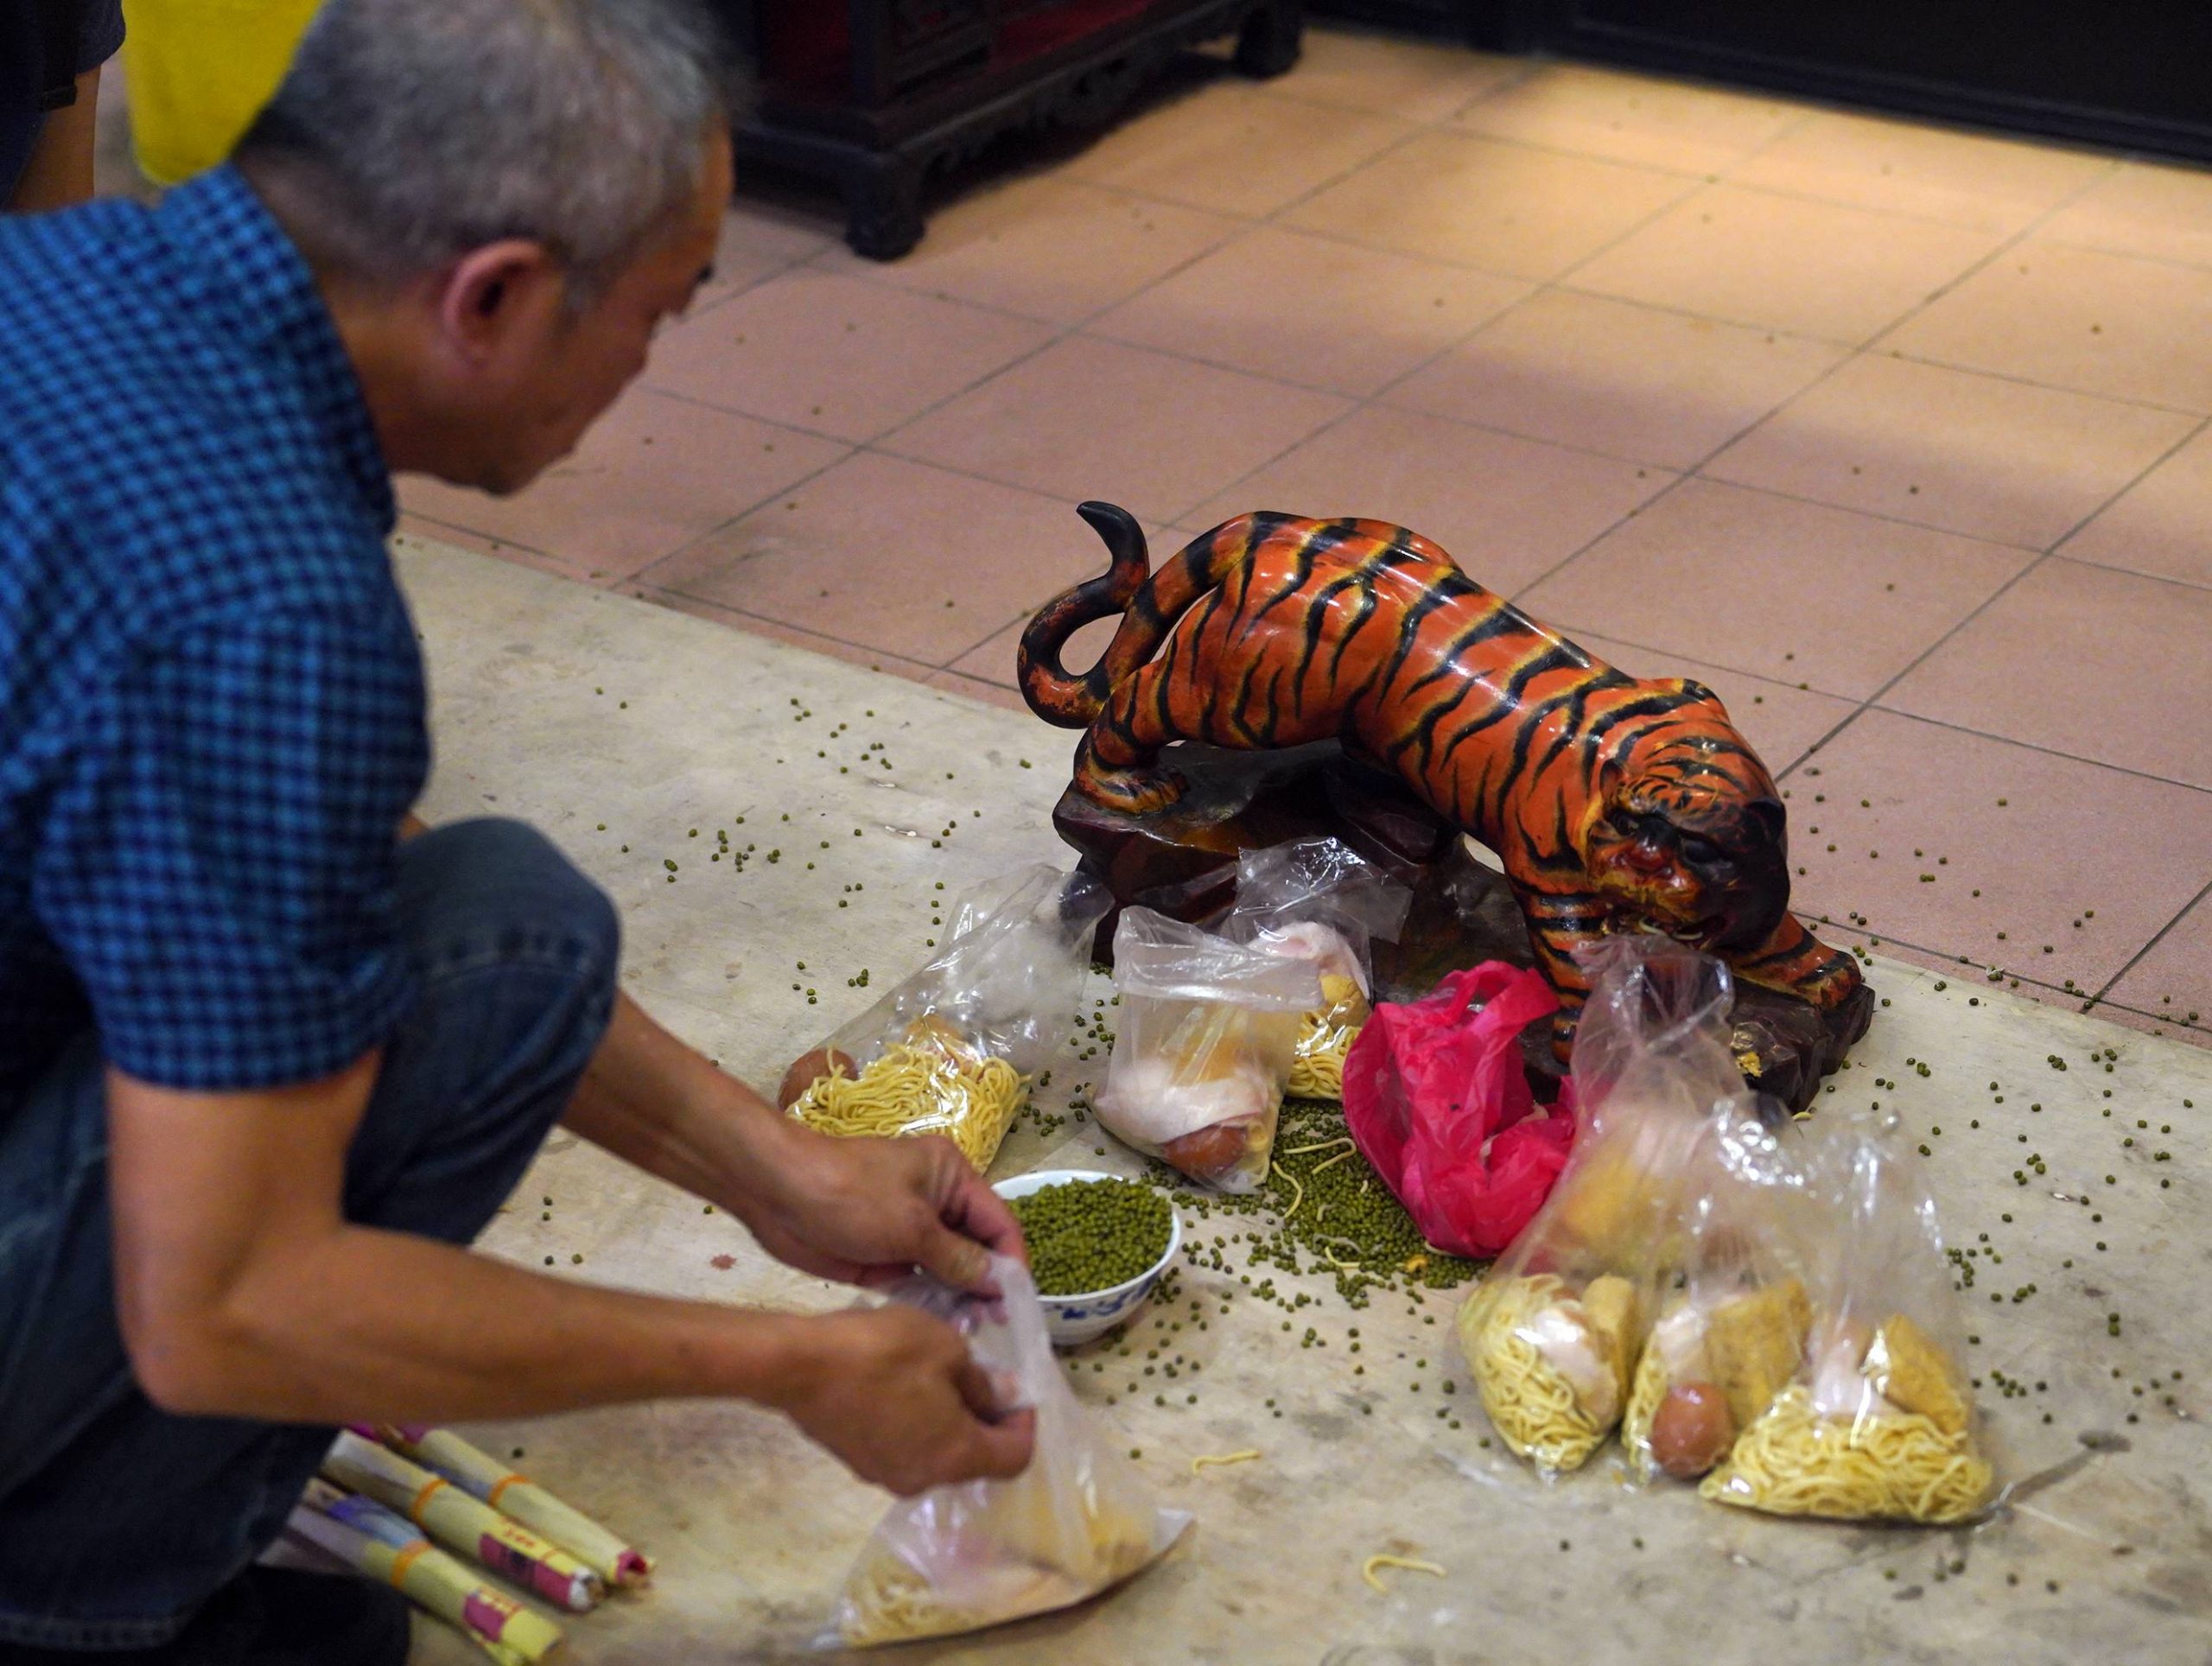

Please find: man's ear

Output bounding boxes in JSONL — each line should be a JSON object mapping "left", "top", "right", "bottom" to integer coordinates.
{"left": 434, "top": 239, "right": 566, "bottom": 364}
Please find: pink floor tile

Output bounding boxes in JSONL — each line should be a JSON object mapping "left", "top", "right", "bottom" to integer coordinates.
{"left": 813, "top": 175, "right": 1239, "bottom": 326}
{"left": 692, "top": 203, "right": 820, "bottom": 313}
{"left": 1182, "top": 403, "right": 1673, "bottom": 594}
{"left": 1284, "top": 130, "right": 1691, "bottom": 279}
{"left": 1725, "top": 111, "right": 2108, "bottom": 235}
{"left": 636, "top": 588, "right": 940, "bottom": 684}
{"left": 1804, "top": 919, "right": 2074, "bottom": 1008}
{"left": 1781, "top": 710, "right": 2212, "bottom": 1000}
{"left": 1561, "top": 628, "right": 1856, "bottom": 775}
{"left": 1453, "top": 62, "right": 1803, "bottom": 175}
{"left": 1262, "top": 28, "right": 1524, "bottom": 124}
{"left": 2058, "top": 420, "right": 2212, "bottom": 589}
{"left": 1706, "top": 354, "right": 2199, "bottom": 549}
{"left": 645, "top": 451, "right": 1151, "bottom": 665}
{"left": 2104, "top": 890, "right": 2212, "bottom": 1041}
{"left": 1878, "top": 240, "right": 2212, "bottom": 414}
{"left": 1570, "top": 184, "right": 2000, "bottom": 342}
{"left": 2038, "top": 161, "right": 2212, "bottom": 271}
{"left": 923, "top": 670, "right": 1033, "bottom": 715}
{"left": 643, "top": 266, "right": 1053, "bottom": 442}
{"left": 397, "top": 391, "right": 849, "bottom": 582}
{"left": 1881, "top": 557, "right": 2212, "bottom": 789}
{"left": 1089, "top": 225, "right": 1531, "bottom": 398}
{"left": 1386, "top": 289, "right": 1847, "bottom": 469}
{"left": 394, "top": 517, "right": 598, "bottom": 586}
{"left": 945, "top": 614, "right": 1120, "bottom": 691}
{"left": 1520, "top": 479, "right": 2032, "bottom": 697}
{"left": 1060, "top": 81, "right": 1414, "bottom": 219}
{"left": 880, "top": 334, "right": 1351, "bottom": 525}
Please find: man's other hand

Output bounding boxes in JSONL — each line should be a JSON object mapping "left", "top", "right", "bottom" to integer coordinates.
{"left": 779, "top": 1306, "right": 1035, "bottom": 1495}
{"left": 742, "top": 1125, "right": 1027, "bottom": 1295}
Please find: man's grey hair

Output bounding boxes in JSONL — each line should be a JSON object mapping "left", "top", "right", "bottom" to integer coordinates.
{"left": 236, "top": 0, "right": 740, "bottom": 305}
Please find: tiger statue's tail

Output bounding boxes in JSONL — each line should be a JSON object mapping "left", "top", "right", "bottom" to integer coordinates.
{"left": 1019, "top": 502, "right": 1260, "bottom": 728}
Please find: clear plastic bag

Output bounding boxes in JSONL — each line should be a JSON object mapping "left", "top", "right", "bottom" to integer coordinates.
{"left": 779, "top": 866, "right": 1111, "bottom": 1173}
{"left": 1093, "top": 907, "right": 1323, "bottom": 1192}
{"left": 828, "top": 1256, "right": 1191, "bottom": 1647}
{"left": 1221, "top": 838, "right": 1412, "bottom": 1101}
{"left": 1454, "top": 938, "right": 1744, "bottom": 1475}
{"left": 1699, "top": 1110, "right": 1995, "bottom": 1524}
{"left": 1620, "top": 1112, "right": 1813, "bottom": 1484}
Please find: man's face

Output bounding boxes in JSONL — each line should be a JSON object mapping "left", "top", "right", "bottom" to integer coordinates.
{"left": 448, "top": 129, "right": 731, "bottom": 495}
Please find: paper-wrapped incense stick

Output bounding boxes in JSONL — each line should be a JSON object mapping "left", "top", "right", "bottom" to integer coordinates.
{"left": 290, "top": 1481, "right": 564, "bottom": 1663}
{"left": 363, "top": 1425, "right": 652, "bottom": 1587}
{"left": 326, "top": 1432, "right": 603, "bottom": 1612}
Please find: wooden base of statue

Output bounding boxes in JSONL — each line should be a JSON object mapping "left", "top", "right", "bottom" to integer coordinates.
{"left": 1052, "top": 741, "right": 1869, "bottom": 1115}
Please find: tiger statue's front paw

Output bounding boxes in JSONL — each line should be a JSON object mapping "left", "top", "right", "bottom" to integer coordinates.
{"left": 1074, "top": 749, "right": 1188, "bottom": 817}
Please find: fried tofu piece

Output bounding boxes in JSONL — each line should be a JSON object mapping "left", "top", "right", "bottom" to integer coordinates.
{"left": 1864, "top": 1314, "right": 1972, "bottom": 1436}
{"left": 1708, "top": 1277, "right": 1811, "bottom": 1428}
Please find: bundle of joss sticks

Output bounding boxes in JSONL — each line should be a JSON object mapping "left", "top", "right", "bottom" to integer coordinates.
{"left": 285, "top": 1425, "right": 652, "bottom": 1661}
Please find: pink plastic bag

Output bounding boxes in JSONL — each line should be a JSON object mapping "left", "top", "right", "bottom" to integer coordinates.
{"left": 1342, "top": 963, "right": 1571, "bottom": 1258}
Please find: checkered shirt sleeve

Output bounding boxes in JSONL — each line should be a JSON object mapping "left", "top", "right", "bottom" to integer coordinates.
{"left": 32, "top": 605, "right": 425, "bottom": 1091}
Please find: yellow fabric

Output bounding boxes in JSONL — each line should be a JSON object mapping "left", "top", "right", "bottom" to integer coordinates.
{"left": 123, "top": 0, "right": 321, "bottom": 185}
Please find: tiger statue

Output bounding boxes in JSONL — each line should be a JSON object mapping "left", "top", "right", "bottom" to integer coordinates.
{"left": 1018, "top": 503, "right": 1869, "bottom": 1058}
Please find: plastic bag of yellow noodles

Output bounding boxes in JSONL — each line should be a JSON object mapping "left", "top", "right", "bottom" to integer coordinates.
{"left": 1221, "top": 837, "right": 1412, "bottom": 1101}
{"left": 778, "top": 866, "right": 1111, "bottom": 1173}
{"left": 1700, "top": 1109, "right": 1996, "bottom": 1524}
{"left": 1093, "top": 907, "right": 1323, "bottom": 1192}
{"left": 828, "top": 1255, "right": 1192, "bottom": 1646}
{"left": 1621, "top": 1111, "right": 1816, "bottom": 1485}
{"left": 1456, "top": 938, "right": 1746, "bottom": 1475}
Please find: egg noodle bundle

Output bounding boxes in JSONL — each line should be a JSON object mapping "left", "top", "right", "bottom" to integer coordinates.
{"left": 786, "top": 1025, "right": 1026, "bottom": 1172}
{"left": 1702, "top": 1386, "right": 1992, "bottom": 1525}
{"left": 1698, "top": 1109, "right": 1998, "bottom": 1525}
{"left": 1287, "top": 970, "right": 1370, "bottom": 1098}
{"left": 1224, "top": 839, "right": 1410, "bottom": 1106}
{"left": 1619, "top": 1110, "right": 1818, "bottom": 1485}
{"left": 779, "top": 865, "right": 1110, "bottom": 1175}
{"left": 828, "top": 1256, "right": 1190, "bottom": 1647}
{"left": 1459, "top": 1275, "right": 1622, "bottom": 1472}
{"left": 1456, "top": 939, "right": 1738, "bottom": 1478}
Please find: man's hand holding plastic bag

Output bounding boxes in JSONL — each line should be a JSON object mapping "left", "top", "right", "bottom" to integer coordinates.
{"left": 828, "top": 1256, "right": 1190, "bottom": 1646}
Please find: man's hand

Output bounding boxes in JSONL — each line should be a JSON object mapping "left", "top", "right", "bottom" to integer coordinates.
{"left": 778, "top": 1306, "right": 1036, "bottom": 1495}
{"left": 741, "top": 1123, "right": 1027, "bottom": 1294}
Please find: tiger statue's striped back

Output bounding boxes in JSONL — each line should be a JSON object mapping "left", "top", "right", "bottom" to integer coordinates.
{"left": 1019, "top": 503, "right": 1867, "bottom": 1056}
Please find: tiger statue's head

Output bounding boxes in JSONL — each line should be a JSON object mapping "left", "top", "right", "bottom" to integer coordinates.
{"left": 1579, "top": 682, "right": 1791, "bottom": 957}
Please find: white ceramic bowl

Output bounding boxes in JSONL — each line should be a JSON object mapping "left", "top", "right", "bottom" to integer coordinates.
{"left": 993, "top": 1168, "right": 1182, "bottom": 1347}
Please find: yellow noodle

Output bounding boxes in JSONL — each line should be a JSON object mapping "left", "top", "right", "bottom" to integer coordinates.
{"left": 1621, "top": 1342, "right": 1669, "bottom": 1475}
{"left": 788, "top": 1037, "right": 1026, "bottom": 1173}
{"left": 1190, "top": 1450, "right": 1262, "bottom": 1476}
{"left": 1458, "top": 1275, "right": 1610, "bottom": 1472}
{"left": 1287, "top": 982, "right": 1369, "bottom": 1100}
{"left": 1700, "top": 1386, "right": 1993, "bottom": 1524}
{"left": 837, "top": 1507, "right": 1157, "bottom": 1646}
{"left": 1361, "top": 1554, "right": 1446, "bottom": 1594}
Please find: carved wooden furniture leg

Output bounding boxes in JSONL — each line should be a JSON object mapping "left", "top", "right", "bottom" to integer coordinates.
{"left": 843, "top": 151, "right": 925, "bottom": 261}
{"left": 1235, "top": 0, "right": 1304, "bottom": 77}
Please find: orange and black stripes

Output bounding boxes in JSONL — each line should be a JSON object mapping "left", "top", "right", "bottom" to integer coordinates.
{"left": 1020, "top": 505, "right": 1866, "bottom": 1034}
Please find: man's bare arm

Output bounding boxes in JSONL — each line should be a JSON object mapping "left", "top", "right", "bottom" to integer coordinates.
{"left": 105, "top": 1058, "right": 1033, "bottom": 1493}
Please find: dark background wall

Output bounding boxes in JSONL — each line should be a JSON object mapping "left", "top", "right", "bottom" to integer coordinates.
{"left": 1314, "top": 0, "right": 2212, "bottom": 164}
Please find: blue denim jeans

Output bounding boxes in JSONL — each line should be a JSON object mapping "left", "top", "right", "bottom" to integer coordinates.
{"left": 0, "top": 820, "right": 620, "bottom": 1649}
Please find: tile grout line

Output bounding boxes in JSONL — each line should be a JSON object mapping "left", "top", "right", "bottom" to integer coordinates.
{"left": 1761, "top": 157, "right": 2143, "bottom": 788}
{"left": 1790, "top": 403, "right": 2212, "bottom": 784}
{"left": 2091, "top": 874, "right": 2212, "bottom": 1006}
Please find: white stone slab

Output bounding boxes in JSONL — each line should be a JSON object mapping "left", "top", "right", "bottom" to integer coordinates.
{"left": 391, "top": 536, "right": 2212, "bottom": 1666}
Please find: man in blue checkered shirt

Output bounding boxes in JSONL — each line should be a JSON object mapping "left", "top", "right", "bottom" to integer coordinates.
{"left": 0, "top": 3, "right": 1033, "bottom": 1659}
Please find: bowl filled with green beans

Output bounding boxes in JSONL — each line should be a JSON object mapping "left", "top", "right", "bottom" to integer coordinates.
{"left": 993, "top": 1170, "right": 1181, "bottom": 1345}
